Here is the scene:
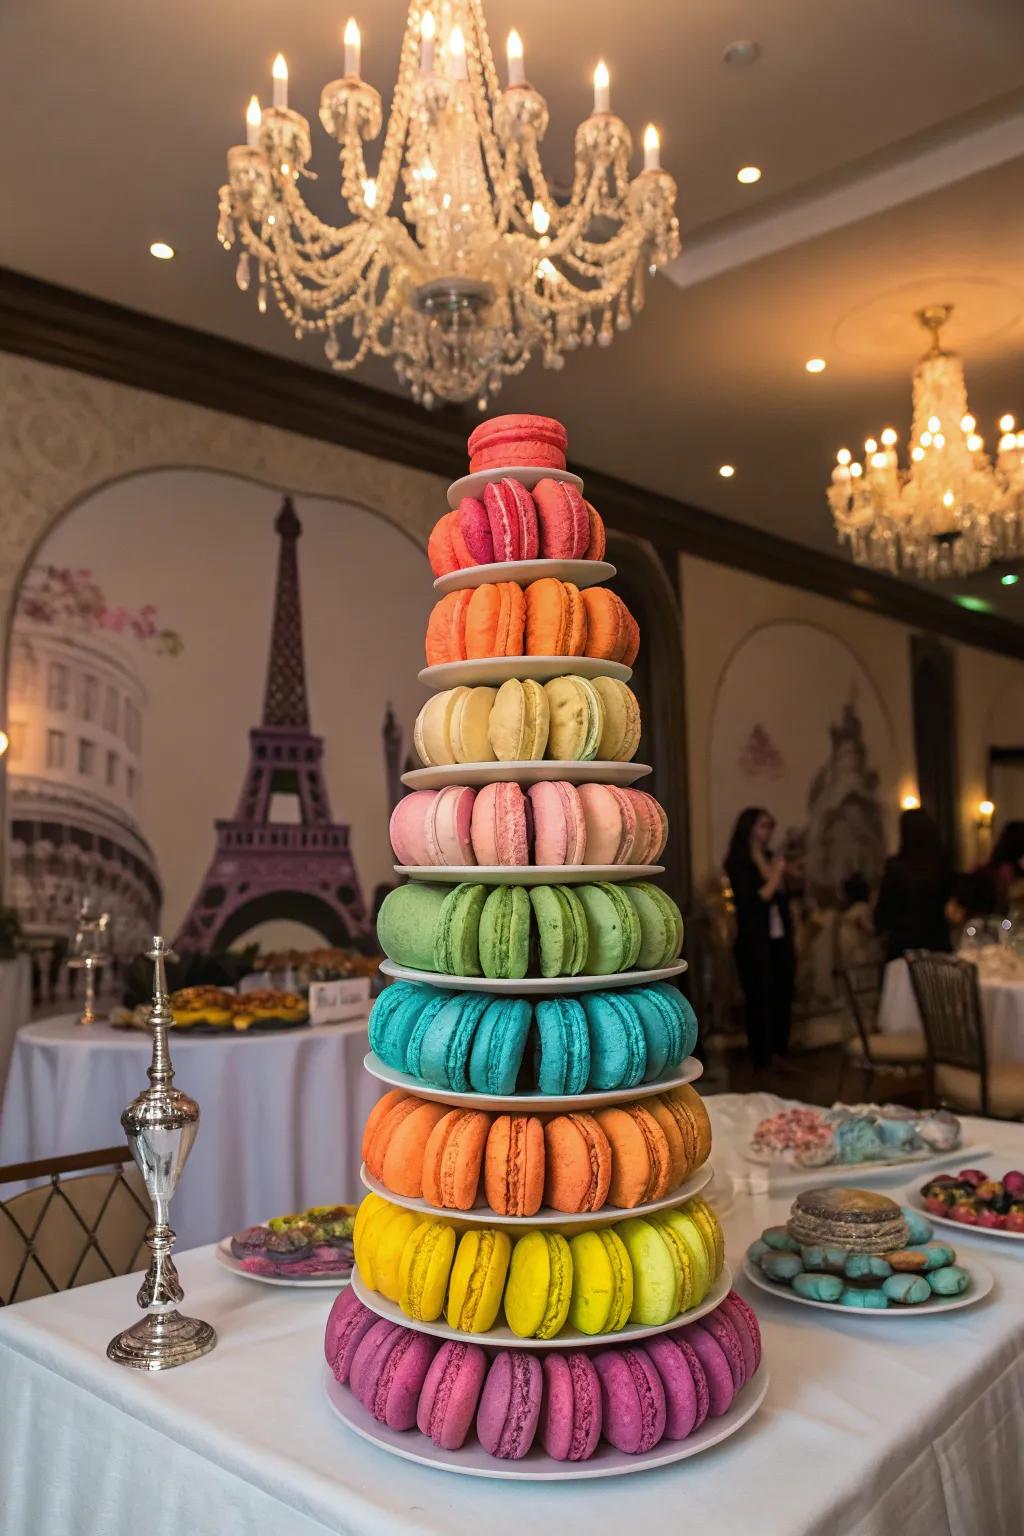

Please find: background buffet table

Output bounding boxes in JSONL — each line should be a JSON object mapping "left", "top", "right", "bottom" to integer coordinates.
{"left": 1, "top": 1095, "right": 1021, "bottom": 1536}
{"left": 0, "top": 1014, "right": 381, "bottom": 1247}
{"left": 878, "top": 956, "right": 1024, "bottom": 1064}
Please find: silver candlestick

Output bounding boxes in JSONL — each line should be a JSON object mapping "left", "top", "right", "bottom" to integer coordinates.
{"left": 107, "top": 936, "right": 217, "bottom": 1370}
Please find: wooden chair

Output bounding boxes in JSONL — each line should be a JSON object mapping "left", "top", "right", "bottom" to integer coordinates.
{"left": 906, "top": 950, "right": 1024, "bottom": 1120}
{"left": 0, "top": 1147, "right": 149, "bottom": 1306}
{"left": 838, "top": 947, "right": 927, "bottom": 1099}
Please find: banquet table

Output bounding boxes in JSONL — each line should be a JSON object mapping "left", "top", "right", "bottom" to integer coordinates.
{"left": 1, "top": 1094, "right": 1021, "bottom": 1536}
{"left": 0, "top": 1014, "right": 382, "bottom": 1248}
{"left": 878, "top": 955, "right": 1024, "bottom": 1063}
{"left": 0, "top": 954, "right": 32, "bottom": 1104}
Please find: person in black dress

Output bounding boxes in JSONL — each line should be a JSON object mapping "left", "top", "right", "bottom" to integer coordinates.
{"left": 725, "top": 807, "right": 795, "bottom": 1073}
{"left": 873, "top": 808, "right": 952, "bottom": 962}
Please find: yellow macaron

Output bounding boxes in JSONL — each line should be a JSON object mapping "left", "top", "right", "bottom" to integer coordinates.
{"left": 446, "top": 1228, "right": 512, "bottom": 1332}
{"left": 567, "top": 1227, "right": 633, "bottom": 1335}
{"left": 399, "top": 1219, "right": 457, "bottom": 1321}
{"left": 504, "top": 1230, "right": 572, "bottom": 1339}
{"left": 488, "top": 679, "right": 549, "bottom": 761}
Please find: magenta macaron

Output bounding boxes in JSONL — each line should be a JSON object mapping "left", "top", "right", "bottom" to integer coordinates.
{"left": 645, "top": 1334, "right": 710, "bottom": 1439}
{"left": 594, "top": 1345, "right": 666, "bottom": 1454}
{"left": 577, "top": 783, "right": 637, "bottom": 865}
{"left": 528, "top": 781, "right": 587, "bottom": 866}
{"left": 470, "top": 782, "right": 531, "bottom": 865}
{"left": 532, "top": 479, "right": 590, "bottom": 560}
{"left": 483, "top": 479, "right": 540, "bottom": 563}
{"left": 476, "top": 1350, "right": 543, "bottom": 1459}
{"left": 416, "top": 1339, "right": 488, "bottom": 1450}
{"left": 719, "top": 1290, "right": 762, "bottom": 1379}
{"left": 350, "top": 1319, "right": 438, "bottom": 1430}
{"left": 457, "top": 496, "right": 495, "bottom": 565}
{"left": 323, "top": 1288, "right": 378, "bottom": 1385}
{"left": 677, "top": 1320, "right": 737, "bottom": 1417}
{"left": 540, "top": 1351, "right": 602, "bottom": 1462}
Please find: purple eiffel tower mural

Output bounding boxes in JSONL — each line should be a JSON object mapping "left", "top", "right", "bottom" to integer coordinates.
{"left": 176, "top": 498, "right": 370, "bottom": 951}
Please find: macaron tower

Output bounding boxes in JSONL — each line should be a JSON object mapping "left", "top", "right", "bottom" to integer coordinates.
{"left": 328, "top": 414, "right": 766, "bottom": 1476}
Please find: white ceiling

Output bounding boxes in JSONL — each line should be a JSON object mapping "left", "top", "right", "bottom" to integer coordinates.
{"left": 2, "top": 0, "right": 1023, "bottom": 617}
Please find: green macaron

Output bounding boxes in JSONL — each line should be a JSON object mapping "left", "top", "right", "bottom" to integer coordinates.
{"left": 529, "top": 885, "right": 588, "bottom": 977}
{"left": 576, "top": 882, "right": 642, "bottom": 975}
{"left": 433, "top": 882, "right": 487, "bottom": 976}
{"left": 623, "top": 882, "right": 683, "bottom": 969}
{"left": 478, "top": 885, "right": 531, "bottom": 979}
{"left": 377, "top": 882, "right": 451, "bottom": 971}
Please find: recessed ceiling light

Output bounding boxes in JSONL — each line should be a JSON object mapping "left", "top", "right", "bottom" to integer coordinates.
{"left": 149, "top": 241, "right": 175, "bottom": 260}
{"left": 805, "top": 357, "right": 826, "bottom": 373}
{"left": 1001, "top": 572, "right": 1020, "bottom": 586}
{"left": 718, "top": 464, "right": 735, "bottom": 478}
{"left": 736, "top": 166, "right": 761, "bottom": 185}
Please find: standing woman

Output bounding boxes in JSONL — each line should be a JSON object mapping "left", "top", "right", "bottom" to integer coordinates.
{"left": 724, "top": 807, "right": 796, "bottom": 1073}
{"left": 874, "top": 808, "right": 951, "bottom": 961}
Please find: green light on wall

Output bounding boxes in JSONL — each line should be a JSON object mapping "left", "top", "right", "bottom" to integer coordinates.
{"left": 954, "top": 595, "right": 994, "bottom": 613}
{"left": 1001, "top": 573, "right": 1020, "bottom": 587}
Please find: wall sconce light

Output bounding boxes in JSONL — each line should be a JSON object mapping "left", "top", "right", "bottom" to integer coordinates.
{"left": 900, "top": 793, "right": 920, "bottom": 811}
{"left": 977, "top": 799, "right": 995, "bottom": 828}
{"left": 0, "top": 730, "right": 9, "bottom": 758}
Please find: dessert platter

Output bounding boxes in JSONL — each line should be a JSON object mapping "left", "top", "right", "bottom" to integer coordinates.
{"left": 746, "top": 1104, "right": 984, "bottom": 1186}
{"left": 909, "top": 1167, "right": 1024, "bottom": 1241}
{"left": 113, "top": 985, "right": 311, "bottom": 1034}
{"left": 322, "top": 413, "right": 768, "bottom": 1477}
{"left": 744, "top": 1187, "right": 995, "bottom": 1316}
{"left": 216, "top": 1204, "right": 355, "bottom": 1286}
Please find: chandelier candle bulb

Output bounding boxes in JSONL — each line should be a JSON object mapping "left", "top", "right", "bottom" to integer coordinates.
{"left": 449, "top": 25, "right": 468, "bottom": 80}
{"left": 245, "top": 95, "right": 262, "bottom": 147}
{"left": 506, "top": 28, "right": 525, "bottom": 86}
{"left": 420, "top": 10, "right": 436, "bottom": 72}
{"left": 344, "top": 18, "right": 361, "bottom": 77}
{"left": 593, "top": 59, "right": 610, "bottom": 114}
{"left": 643, "top": 124, "right": 661, "bottom": 172}
{"left": 272, "top": 52, "right": 288, "bottom": 109}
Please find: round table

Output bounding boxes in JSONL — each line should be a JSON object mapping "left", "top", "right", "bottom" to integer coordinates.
{"left": 0, "top": 1014, "right": 383, "bottom": 1249}
{"left": 878, "top": 956, "right": 1024, "bottom": 1063}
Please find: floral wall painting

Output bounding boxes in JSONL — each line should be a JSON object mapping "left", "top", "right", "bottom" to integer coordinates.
{"left": 710, "top": 622, "right": 896, "bottom": 906}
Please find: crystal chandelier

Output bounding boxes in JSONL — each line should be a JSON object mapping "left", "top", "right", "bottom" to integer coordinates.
{"left": 826, "top": 305, "right": 1024, "bottom": 578}
{"left": 217, "top": 2, "right": 680, "bottom": 408}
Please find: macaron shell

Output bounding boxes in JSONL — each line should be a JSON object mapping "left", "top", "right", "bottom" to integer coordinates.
{"left": 720, "top": 1290, "right": 762, "bottom": 1374}
{"left": 594, "top": 1346, "right": 666, "bottom": 1454}
{"left": 584, "top": 501, "right": 607, "bottom": 560}
{"left": 417, "top": 1339, "right": 488, "bottom": 1449}
{"left": 413, "top": 992, "right": 492, "bottom": 1091}
{"left": 365, "top": 1327, "right": 438, "bottom": 1431}
{"left": 533, "top": 479, "right": 590, "bottom": 560}
{"left": 544, "top": 676, "right": 603, "bottom": 761}
{"left": 505, "top": 1230, "right": 572, "bottom": 1339}
{"left": 677, "top": 1321, "right": 736, "bottom": 1416}
{"left": 426, "top": 784, "right": 476, "bottom": 865}
{"left": 591, "top": 677, "right": 641, "bottom": 762}
{"left": 541, "top": 1352, "right": 603, "bottom": 1461}
{"left": 700, "top": 1310, "right": 747, "bottom": 1389}
{"left": 475, "top": 1350, "right": 544, "bottom": 1458}
{"left": 471, "top": 781, "right": 530, "bottom": 865}
{"left": 484, "top": 1113, "right": 546, "bottom": 1216}
{"left": 465, "top": 581, "right": 526, "bottom": 659}
{"left": 582, "top": 990, "right": 647, "bottom": 1089}
{"left": 446, "top": 1227, "right": 512, "bottom": 1332}
{"left": 479, "top": 885, "right": 531, "bottom": 979}
{"left": 581, "top": 588, "right": 630, "bottom": 663}
{"left": 425, "top": 589, "right": 471, "bottom": 666}
{"left": 421, "top": 1107, "right": 490, "bottom": 1210}
{"left": 415, "top": 687, "right": 467, "bottom": 766}
{"left": 427, "top": 510, "right": 461, "bottom": 577}
{"left": 399, "top": 1220, "right": 457, "bottom": 1321}
{"left": 457, "top": 496, "right": 494, "bottom": 564}
{"left": 377, "top": 882, "right": 450, "bottom": 973}
{"left": 433, "top": 881, "right": 487, "bottom": 977}
{"left": 543, "top": 1112, "right": 612, "bottom": 1213}
{"left": 324, "top": 1289, "right": 378, "bottom": 1384}
{"left": 390, "top": 791, "right": 438, "bottom": 866}
{"left": 567, "top": 1228, "right": 630, "bottom": 1335}
{"left": 372, "top": 1098, "right": 450, "bottom": 1197}
{"left": 450, "top": 685, "right": 498, "bottom": 763}
{"left": 624, "top": 881, "right": 684, "bottom": 969}
{"left": 578, "top": 783, "right": 637, "bottom": 865}
{"left": 528, "top": 780, "right": 586, "bottom": 865}
{"left": 468, "top": 996, "right": 533, "bottom": 1095}
{"left": 533, "top": 995, "right": 591, "bottom": 1092}
{"left": 594, "top": 1103, "right": 671, "bottom": 1207}
{"left": 488, "top": 678, "right": 550, "bottom": 761}
{"left": 616, "top": 1217, "right": 682, "bottom": 1325}
{"left": 646, "top": 1334, "right": 709, "bottom": 1438}
{"left": 360, "top": 1087, "right": 409, "bottom": 1166}
{"left": 577, "top": 884, "right": 643, "bottom": 975}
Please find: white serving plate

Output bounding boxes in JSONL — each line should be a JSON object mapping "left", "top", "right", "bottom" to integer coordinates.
{"left": 420, "top": 656, "right": 632, "bottom": 691}
{"left": 377, "top": 959, "right": 688, "bottom": 994}
{"left": 324, "top": 1364, "right": 768, "bottom": 1481}
{"left": 742, "top": 1141, "right": 991, "bottom": 1192}
{"left": 359, "top": 1161, "right": 713, "bottom": 1229}
{"left": 350, "top": 1264, "right": 732, "bottom": 1349}
{"left": 904, "top": 1189, "right": 1024, "bottom": 1245}
{"left": 363, "top": 1051, "right": 703, "bottom": 1112}
{"left": 741, "top": 1255, "right": 994, "bottom": 1317}
{"left": 214, "top": 1238, "right": 350, "bottom": 1289}
{"left": 447, "top": 465, "right": 584, "bottom": 509}
{"left": 434, "top": 559, "right": 616, "bottom": 596}
{"left": 394, "top": 863, "right": 664, "bottom": 887}
{"left": 402, "top": 760, "right": 652, "bottom": 790}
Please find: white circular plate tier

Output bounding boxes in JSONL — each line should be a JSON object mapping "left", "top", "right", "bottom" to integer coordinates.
{"left": 741, "top": 1255, "right": 994, "bottom": 1317}
{"left": 214, "top": 1239, "right": 350, "bottom": 1289}
{"left": 420, "top": 657, "right": 632, "bottom": 691}
{"left": 402, "top": 760, "right": 652, "bottom": 790}
{"left": 359, "top": 1161, "right": 713, "bottom": 1229}
{"left": 363, "top": 1051, "right": 703, "bottom": 1112}
{"left": 447, "top": 465, "right": 583, "bottom": 509}
{"left": 434, "top": 559, "right": 615, "bottom": 596}
{"left": 323, "top": 1365, "right": 768, "bottom": 1481}
{"left": 903, "top": 1190, "right": 1024, "bottom": 1244}
{"left": 394, "top": 864, "right": 664, "bottom": 887}
{"left": 350, "top": 1264, "right": 732, "bottom": 1350}
{"left": 377, "top": 959, "right": 688, "bottom": 994}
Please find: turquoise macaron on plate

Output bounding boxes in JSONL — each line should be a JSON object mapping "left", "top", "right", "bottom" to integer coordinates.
{"left": 394, "top": 863, "right": 664, "bottom": 886}
{"left": 420, "top": 656, "right": 632, "bottom": 690}
{"left": 378, "top": 958, "right": 687, "bottom": 994}
{"left": 742, "top": 1255, "right": 994, "bottom": 1317}
{"left": 363, "top": 1051, "right": 702, "bottom": 1112}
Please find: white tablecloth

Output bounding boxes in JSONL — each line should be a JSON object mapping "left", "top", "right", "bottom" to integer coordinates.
{"left": 1, "top": 1094, "right": 1021, "bottom": 1536}
{"left": 0, "top": 1014, "right": 382, "bottom": 1248}
{"left": 878, "top": 956, "right": 1024, "bottom": 1063}
{"left": 0, "top": 954, "right": 32, "bottom": 1105}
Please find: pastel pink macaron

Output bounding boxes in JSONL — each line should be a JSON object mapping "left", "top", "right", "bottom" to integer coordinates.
{"left": 540, "top": 1351, "right": 603, "bottom": 1461}
{"left": 426, "top": 785, "right": 476, "bottom": 865}
{"left": 676, "top": 1319, "right": 737, "bottom": 1417}
{"left": 483, "top": 479, "right": 540, "bottom": 563}
{"left": 533, "top": 479, "right": 590, "bottom": 560}
{"left": 594, "top": 1345, "right": 666, "bottom": 1454}
{"left": 323, "top": 1288, "right": 378, "bottom": 1385}
{"left": 476, "top": 1350, "right": 543, "bottom": 1459}
{"left": 350, "top": 1319, "right": 438, "bottom": 1430}
{"left": 577, "top": 783, "right": 638, "bottom": 865}
{"left": 645, "top": 1334, "right": 710, "bottom": 1439}
{"left": 416, "top": 1339, "right": 488, "bottom": 1450}
{"left": 457, "top": 497, "right": 495, "bottom": 565}
{"left": 468, "top": 415, "right": 568, "bottom": 474}
{"left": 471, "top": 782, "right": 530, "bottom": 865}
{"left": 625, "top": 789, "right": 668, "bottom": 864}
{"left": 389, "top": 791, "right": 438, "bottom": 867}
{"left": 528, "top": 781, "right": 587, "bottom": 865}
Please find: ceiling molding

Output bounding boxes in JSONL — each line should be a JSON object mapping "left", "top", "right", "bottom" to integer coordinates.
{"left": 0, "top": 266, "right": 1020, "bottom": 659}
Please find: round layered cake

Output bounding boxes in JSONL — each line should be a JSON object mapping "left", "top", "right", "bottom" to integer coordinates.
{"left": 787, "top": 1188, "right": 909, "bottom": 1254}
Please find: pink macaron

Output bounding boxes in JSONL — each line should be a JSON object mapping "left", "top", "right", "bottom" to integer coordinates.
{"left": 577, "top": 783, "right": 637, "bottom": 865}
{"left": 719, "top": 1290, "right": 762, "bottom": 1378}
{"left": 533, "top": 479, "right": 590, "bottom": 559}
{"left": 645, "top": 1334, "right": 710, "bottom": 1439}
{"left": 425, "top": 785, "right": 476, "bottom": 865}
{"left": 528, "top": 781, "right": 588, "bottom": 866}
{"left": 323, "top": 1288, "right": 378, "bottom": 1384}
{"left": 350, "top": 1319, "right": 439, "bottom": 1430}
{"left": 698, "top": 1309, "right": 748, "bottom": 1390}
{"left": 457, "top": 496, "right": 495, "bottom": 565}
{"left": 540, "top": 1351, "right": 603, "bottom": 1461}
{"left": 416, "top": 1339, "right": 488, "bottom": 1450}
{"left": 470, "top": 782, "right": 531, "bottom": 865}
{"left": 483, "top": 479, "right": 540, "bottom": 563}
{"left": 389, "top": 790, "right": 438, "bottom": 867}
{"left": 594, "top": 1345, "right": 666, "bottom": 1454}
{"left": 476, "top": 1351, "right": 543, "bottom": 1459}
{"left": 677, "top": 1320, "right": 737, "bottom": 1417}
{"left": 625, "top": 790, "right": 668, "bottom": 864}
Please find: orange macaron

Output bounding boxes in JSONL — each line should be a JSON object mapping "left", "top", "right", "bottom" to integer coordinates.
{"left": 425, "top": 589, "right": 472, "bottom": 666}
{"left": 654, "top": 1084, "right": 712, "bottom": 1173}
{"left": 542, "top": 1112, "right": 612, "bottom": 1214}
{"left": 594, "top": 1103, "right": 673, "bottom": 1208}
{"left": 524, "top": 578, "right": 587, "bottom": 657}
{"left": 361, "top": 1091, "right": 450, "bottom": 1198}
{"left": 483, "top": 1113, "right": 545, "bottom": 1217}
{"left": 421, "top": 1106, "right": 490, "bottom": 1211}
{"left": 584, "top": 501, "right": 607, "bottom": 561}
{"left": 465, "top": 581, "right": 526, "bottom": 659}
{"left": 580, "top": 588, "right": 639, "bottom": 664}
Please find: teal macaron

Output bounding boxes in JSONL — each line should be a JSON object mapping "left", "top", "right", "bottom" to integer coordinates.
{"left": 629, "top": 983, "right": 696, "bottom": 1078}
{"left": 533, "top": 997, "right": 590, "bottom": 1094}
{"left": 478, "top": 885, "right": 531, "bottom": 979}
{"left": 926, "top": 1264, "right": 969, "bottom": 1297}
{"left": 581, "top": 991, "right": 647, "bottom": 1090}
{"left": 377, "top": 882, "right": 450, "bottom": 971}
{"left": 792, "top": 1272, "right": 844, "bottom": 1303}
{"left": 529, "top": 885, "right": 588, "bottom": 977}
{"left": 368, "top": 981, "right": 444, "bottom": 1070}
{"left": 623, "top": 882, "right": 684, "bottom": 970}
{"left": 468, "top": 996, "right": 533, "bottom": 1094}
{"left": 840, "top": 1287, "right": 889, "bottom": 1309}
{"left": 576, "top": 883, "right": 642, "bottom": 975}
{"left": 414, "top": 992, "right": 493, "bottom": 1091}
{"left": 433, "top": 882, "right": 487, "bottom": 976}
{"left": 882, "top": 1274, "right": 932, "bottom": 1305}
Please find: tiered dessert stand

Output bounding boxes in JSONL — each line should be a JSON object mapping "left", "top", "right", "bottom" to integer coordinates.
{"left": 326, "top": 456, "right": 768, "bottom": 1478}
